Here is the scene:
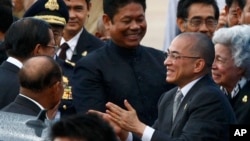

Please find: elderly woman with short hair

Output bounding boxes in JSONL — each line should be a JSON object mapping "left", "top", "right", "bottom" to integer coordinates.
{"left": 212, "top": 25, "right": 250, "bottom": 124}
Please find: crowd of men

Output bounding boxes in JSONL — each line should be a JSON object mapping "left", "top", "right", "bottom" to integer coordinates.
{"left": 0, "top": 0, "right": 250, "bottom": 141}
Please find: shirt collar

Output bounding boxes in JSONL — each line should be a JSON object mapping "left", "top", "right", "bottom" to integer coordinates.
{"left": 6, "top": 57, "right": 23, "bottom": 69}
{"left": 19, "top": 94, "right": 45, "bottom": 110}
{"left": 60, "top": 28, "right": 83, "bottom": 52}
{"left": 179, "top": 76, "right": 203, "bottom": 97}
{"left": 220, "top": 77, "right": 247, "bottom": 98}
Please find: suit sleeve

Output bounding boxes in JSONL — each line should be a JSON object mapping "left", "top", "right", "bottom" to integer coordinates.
{"left": 151, "top": 86, "right": 235, "bottom": 141}
{"left": 72, "top": 57, "right": 107, "bottom": 113}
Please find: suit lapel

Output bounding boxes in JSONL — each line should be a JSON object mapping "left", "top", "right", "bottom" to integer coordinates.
{"left": 71, "top": 29, "right": 91, "bottom": 62}
{"left": 15, "top": 95, "right": 42, "bottom": 115}
{"left": 170, "top": 75, "right": 211, "bottom": 134}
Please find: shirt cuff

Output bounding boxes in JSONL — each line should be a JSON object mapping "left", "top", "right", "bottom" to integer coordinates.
{"left": 141, "top": 126, "right": 155, "bottom": 141}
{"left": 126, "top": 132, "right": 133, "bottom": 141}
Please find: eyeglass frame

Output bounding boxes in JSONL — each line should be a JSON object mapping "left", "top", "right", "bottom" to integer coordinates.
{"left": 184, "top": 17, "right": 218, "bottom": 29}
{"left": 165, "top": 50, "right": 201, "bottom": 60}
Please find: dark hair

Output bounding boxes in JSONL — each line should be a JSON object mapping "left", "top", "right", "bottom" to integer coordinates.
{"left": 85, "top": 0, "right": 91, "bottom": 10}
{"left": 103, "top": 0, "right": 146, "bottom": 21}
{"left": 177, "top": 0, "right": 219, "bottom": 20}
{"left": 19, "top": 56, "right": 62, "bottom": 92}
{"left": 50, "top": 113, "right": 118, "bottom": 141}
{"left": 4, "top": 17, "right": 52, "bottom": 58}
{"left": 194, "top": 33, "right": 214, "bottom": 68}
{"left": 225, "top": 0, "right": 233, "bottom": 7}
{"left": 0, "top": 5, "right": 13, "bottom": 33}
{"left": 238, "top": 0, "right": 246, "bottom": 10}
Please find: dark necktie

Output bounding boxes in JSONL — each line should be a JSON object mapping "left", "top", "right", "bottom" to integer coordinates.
{"left": 59, "top": 43, "right": 69, "bottom": 60}
{"left": 173, "top": 89, "right": 183, "bottom": 121}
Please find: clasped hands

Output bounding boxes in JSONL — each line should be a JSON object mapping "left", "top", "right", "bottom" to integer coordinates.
{"left": 88, "top": 99, "right": 146, "bottom": 141}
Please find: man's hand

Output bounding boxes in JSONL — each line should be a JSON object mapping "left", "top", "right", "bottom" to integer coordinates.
{"left": 106, "top": 99, "right": 147, "bottom": 138}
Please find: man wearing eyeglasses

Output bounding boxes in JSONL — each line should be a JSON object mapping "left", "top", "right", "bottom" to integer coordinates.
{"left": 176, "top": 0, "right": 219, "bottom": 38}
{"left": 216, "top": 0, "right": 242, "bottom": 30}
{"left": 0, "top": 18, "right": 56, "bottom": 109}
{"left": 97, "top": 32, "right": 236, "bottom": 141}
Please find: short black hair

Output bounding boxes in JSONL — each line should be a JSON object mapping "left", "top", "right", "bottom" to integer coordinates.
{"left": 238, "top": 0, "right": 246, "bottom": 10}
{"left": 103, "top": 0, "right": 146, "bottom": 21}
{"left": 4, "top": 17, "right": 52, "bottom": 58}
{"left": 0, "top": 0, "right": 13, "bottom": 34}
{"left": 50, "top": 113, "right": 118, "bottom": 141}
{"left": 177, "top": 0, "right": 219, "bottom": 20}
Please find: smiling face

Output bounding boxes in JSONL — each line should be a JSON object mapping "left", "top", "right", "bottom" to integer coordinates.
{"left": 164, "top": 36, "right": 201, "bottom": 88}
{"left": 104, "top": 2, "right": 147, "bottom": 49}
{"left": 212, "top": 44, "right": 243, "bottom": 91}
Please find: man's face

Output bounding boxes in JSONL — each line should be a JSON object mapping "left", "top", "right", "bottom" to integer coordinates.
{"left": 164, "top": 36, "right": 201, "bottom": 88}
{"left": 51, "top": 25, "right": 64, "bottom": 46}
{"left": 226, "top": 2, "right": 241, "bottom": 27}
{"left": 177, "top": 3, "right": 217, "bottom": 38}
{"left": 63, "top": 0, "right": 90, "bottom": 36}
{"left": 38, "top": 29, "right": 57, "bottom": 57}
{"left": 240, "top": 0, "right": 250, "bottom": 24}
{"left": 105, "top": 2, "right": 147, "bottom": 48}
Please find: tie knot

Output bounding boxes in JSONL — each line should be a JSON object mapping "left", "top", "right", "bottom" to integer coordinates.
{"left": 175, "top": 89, "right": 183, "bottom": 102}
{"left": 60, "top": 43, "right": 69, "bottom": 50}
{"left": 59, "top": 43, "right": 69, "bottom": 60}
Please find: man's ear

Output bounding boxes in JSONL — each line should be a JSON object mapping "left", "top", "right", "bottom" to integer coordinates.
{"left": 177, "top": 18, "right": 186, "bottom": 32}
{"left": 193, "top": 59, "right": 206, "bottom": 73}
{"left": 103, "top": 14, "right": 111, "bottom": 31}
{"left": 33, "top": 44, "right": 42, "bottom": 56}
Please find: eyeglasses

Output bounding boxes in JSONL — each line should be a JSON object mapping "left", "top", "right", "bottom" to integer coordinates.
{"left": 165, "top": 50, "right": 201, "bottom": 60}
{"left": 46, "top": 45, "right": 59, "bottom": 50}
{"left": 185, "top": 18, "right": 218, "bottom": 29}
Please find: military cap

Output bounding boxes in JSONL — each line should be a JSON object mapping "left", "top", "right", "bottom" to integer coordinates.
{"left": 24, "top": 0, "right": 69, "bottom": 26}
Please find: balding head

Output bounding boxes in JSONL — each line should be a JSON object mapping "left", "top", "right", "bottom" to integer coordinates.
{"left": 177, "top": 32, "right": 215, "bottom": 68}
{"left": 19, "top": 56, "right": 62, "bottom": 92}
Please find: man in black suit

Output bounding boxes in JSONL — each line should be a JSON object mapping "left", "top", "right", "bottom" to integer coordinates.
{"left": 72, "top": 0, "right": 175, "bottom": 126}
{"left": 103, "top": 32, "right": 236, "bottom": 141}
{"left": 56, "top": 0, "right": 105, "bottom": 116}
{"left": 0, "top": 17, "right": 57, "bottom": 109}
{"left": 57, "top": 0, "right": 105, "bottom": 63}
{"left": 2, "top": 56, "right": 63, "bottom": 119}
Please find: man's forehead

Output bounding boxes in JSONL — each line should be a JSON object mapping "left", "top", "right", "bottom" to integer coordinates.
{"left": 187, "top": 3, "right": 215, "bottom": 18}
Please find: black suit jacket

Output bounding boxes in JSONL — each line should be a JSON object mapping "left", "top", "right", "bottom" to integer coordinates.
{"left": 69, "top": 28, "right": 105, "bottom": 63}
{"left": 151, "top": 75, "right": 236, "bottom": 141}
{"left": 1, "top": 95, "right": 41, "bottom": 117}
{"left": 230, "top": 81, "right": 250, "bottom": 124}
{"left": 0, "top": 61, "right": 20, "bottom": 109}
{"left": 57, "top": 28, "right": 105, "bottom": 117}
{"left": 0, "top": 42, "right": 7, "bottom": 65}
{"left": 72, "top": 40, "right": 175, "bottom": 125}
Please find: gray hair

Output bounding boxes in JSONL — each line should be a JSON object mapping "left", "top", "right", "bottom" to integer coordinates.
{"left": 212, "top": 25, "right": 250, "bottom": 79}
